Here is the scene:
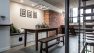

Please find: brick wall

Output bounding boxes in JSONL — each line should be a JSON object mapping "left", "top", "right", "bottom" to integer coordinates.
{"left": 44, "top": 10, "right": 64, "bottom": 36}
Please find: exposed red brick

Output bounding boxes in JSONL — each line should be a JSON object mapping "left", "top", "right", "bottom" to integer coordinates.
{"left": 44, "top": 10, "right": 64, "bottom": 36}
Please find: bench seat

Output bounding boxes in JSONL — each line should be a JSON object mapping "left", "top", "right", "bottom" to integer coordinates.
{"left": 38, "top": 34, "right": 64, "bottom": 53}
{"left": 39, "top": 34, "right": 64, "bottom": 43}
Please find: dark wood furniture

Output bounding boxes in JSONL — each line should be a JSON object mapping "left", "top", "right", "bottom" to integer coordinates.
{"left": 60, "top": 25, "right": 76, "bottom": 35}
{"left": 23, "top": 28, "right": 58, "bottom": 50}
{"left": 39, "top": 34, "right": 64, "bottom": 53}
{"left": 10, "top": 32, "right": 31, "bottom": 36}
{"left": 0, "top": 24, "right": 11, "bottom": 26}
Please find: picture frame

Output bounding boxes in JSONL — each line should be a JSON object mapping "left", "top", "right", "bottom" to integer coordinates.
{"left": 33, "top": 11, "right": 37, "bottom": 18}
{"left": 20, "top": 8, "right": 26, "bottom": 17}
{"left": 27, "top": 10, "right": 32, "bottom": 18}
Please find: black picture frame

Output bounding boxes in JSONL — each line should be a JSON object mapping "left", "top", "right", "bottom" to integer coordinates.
{"left": 33, "top": 11, "right": 37, "bottom": 18}
{"left": 20, "top": 8, "right": 26, "bottom": 17}
{"left": 27, "top": 10, "right": 32, "bottom": 18}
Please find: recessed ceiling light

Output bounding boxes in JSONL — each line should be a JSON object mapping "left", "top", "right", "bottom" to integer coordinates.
{"left": 20, "top": 0, "right": 24, "bottom": 3}
{"left": 31, "top": 4, "right": 36, "bottom": 7}
{"left": 31, "top": 2, "right": 38, "bottom": 7}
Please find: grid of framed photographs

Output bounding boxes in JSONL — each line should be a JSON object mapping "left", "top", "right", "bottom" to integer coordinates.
{"left": 20, "top": 8, "right": 37, "bottom": 18}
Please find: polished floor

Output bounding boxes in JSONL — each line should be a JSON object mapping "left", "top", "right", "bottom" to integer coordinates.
{"left": 1, "top": 35, "right": 78, "bottom": 53}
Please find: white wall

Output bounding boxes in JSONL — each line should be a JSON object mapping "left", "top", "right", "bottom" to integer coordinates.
{"left": 10, "top": 2, "right": 44, "bottom": 30}
{"left": 10, "top": 32, "right": 46, "bottom": 47}
{"left": 0, "top": 0, "right": 10, "bottom": 52}
{"left": 10, "top": 2, "right": 46, "bottom": 47}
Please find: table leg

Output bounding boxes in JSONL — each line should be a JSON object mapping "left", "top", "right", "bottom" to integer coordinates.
{"left": 24, "top": 30, "right": 27, "bottom": 47}
{"left": 56, "top": 29, "right": 58, "bottom": 35}
{"left": 46, "top": 31, "right": 48, "bottom": 38}
{"left": 40, "top": 42, "right": 43, "bottom": 53}
{"left": 35, "top": 31, "right": 38, "bottom": 51}
{"left": 45, "top": 42, "right": 48, "bottom": 53}
{"left": 63, "top": 36, "right": 64, "bottom": 45}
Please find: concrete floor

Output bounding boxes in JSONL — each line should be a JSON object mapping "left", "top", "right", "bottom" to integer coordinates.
{"left": 0, "top": 35, "right": 78, "bottom": 53}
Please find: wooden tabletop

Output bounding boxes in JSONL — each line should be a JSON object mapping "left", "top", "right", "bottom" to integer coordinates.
{"left": 23, "top": 28, "right": 58, "bottom": 30}
{"left": 0, "top": 24, "right": 11, "bottom": 26}
{"left": 23, "top": 28, "right": 58, "bottom": 32}
{"left": 23, "top": 27, "right": 58, "bottom": 51}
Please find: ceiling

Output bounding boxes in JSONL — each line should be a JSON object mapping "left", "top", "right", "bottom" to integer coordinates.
{"left": 10, "top": 0, "right": 94, "bottom": 12}
{"left": 10, "top": 0, "right": 78, "bottom": 10}
{"left": 44, "top": 0, "right": 94, "bottom": 9}
{"left": 44, "top": 0, "right": 65, "bottom": 9}
{"left": 43, "top": 0, "right": 78, "bottom": 9}
{"left": 10, "top": 0, "right": 63, "bottom": 13}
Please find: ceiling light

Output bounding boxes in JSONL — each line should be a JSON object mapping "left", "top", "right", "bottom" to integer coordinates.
{"left": 33, "top": 4, "right": 49, "bottom": 10}
{"left": 31, "top": 4, "right": 36, "bottom": 7}
{"left": 20, "top": 0, "right": 24, "bottom": 3}
{"left": 31, "top": 2, "right": 38, "bottom": 7}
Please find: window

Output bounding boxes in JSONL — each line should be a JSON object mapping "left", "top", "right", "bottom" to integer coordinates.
{"left": 73, "top": 8, "right": 78, "bottom": 23}
{"left": 69, "top": 8, "right": 92, "bottom": 23}
{"left": 73, "top": 8, "right": 78, "bottom": 17}
{"left": 80, "top": 9, "right": 83, "bottom": 16}
{"left": 86, "top": 16, "right": 91, "bottom": 20}
{"left": 86, "top": 9, "right": 91, "bottom": 13}
{"left": 80, "top": 17, "right": 83, "bottom": 22}
{"left": 73, "top": 17, "right": 77, "bottom": 23}
{"left": 85, "top": 9, "right": 92, "bottom": 20}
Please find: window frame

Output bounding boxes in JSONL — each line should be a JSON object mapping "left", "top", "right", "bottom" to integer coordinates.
{"left": 69, "top": 8, "right": 92, "bottom": 23}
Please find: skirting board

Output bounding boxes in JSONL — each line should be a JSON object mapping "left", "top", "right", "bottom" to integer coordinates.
{"left": 0, "top": 46, "right": 10, "bottom": 52}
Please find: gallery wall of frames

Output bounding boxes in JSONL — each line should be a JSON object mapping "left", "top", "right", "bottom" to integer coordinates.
{"left": 10, "top": 2, "right": 44, "bottom": 29}
{"left": 20, "top": 8, "right": 37, "bottom": 18}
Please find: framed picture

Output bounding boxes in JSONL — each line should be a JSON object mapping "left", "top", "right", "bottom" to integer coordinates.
{"left": 27, "top": 10, "right": 32, "bottom": 18}
{"left": 20, "top": 8, "right": 26, "bottom": 17}
{"left": 33, "top": 11, "right": 37, "bottom": 18}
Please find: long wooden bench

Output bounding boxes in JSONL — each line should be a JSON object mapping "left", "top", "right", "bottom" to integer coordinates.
{"left": 38, "top": 34, "right": 64, "bottom": 53}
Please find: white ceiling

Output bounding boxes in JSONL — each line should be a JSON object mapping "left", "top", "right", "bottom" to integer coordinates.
{"left": 10, "top": 0, "right": 94, "bottom": 13}
{"left": 44, "top": 0, "right": 65, "bottom": 9}
{"left": 44, "top": 0, "right": 78, "bottom": 9}
{"left": 44, "top": 0, "right": 94, "bottom": 9}
{"left": 10, "top": 0, "right": 63, "bottom": 13}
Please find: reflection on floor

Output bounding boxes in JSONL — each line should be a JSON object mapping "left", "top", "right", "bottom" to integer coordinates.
{"left": 1, "top": 35, "right": 78, "bottom": 53}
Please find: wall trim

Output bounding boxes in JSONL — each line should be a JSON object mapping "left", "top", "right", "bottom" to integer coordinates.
{"left": 0, "top": 46, "right": 10, "bottom": 52}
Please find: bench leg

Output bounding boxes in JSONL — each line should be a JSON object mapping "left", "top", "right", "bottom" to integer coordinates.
{"left": 63, "top": 36, "right": 64, "bottom": 45}
{"left": 57, "top": 38, "right": 60, "bottom": 44}
{"left": 45, "top": 42, "right": 48, "bottom": 53}
{"left": 40, "top": 42, "right": 43, "bottom": 53}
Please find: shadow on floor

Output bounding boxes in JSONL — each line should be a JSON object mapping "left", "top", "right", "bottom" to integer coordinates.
{"left": 1, "top": 35, "right": 78, "bottom": 53}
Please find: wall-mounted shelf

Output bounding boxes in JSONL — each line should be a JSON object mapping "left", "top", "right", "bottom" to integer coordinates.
{"left": 82, "top": 0, "right": 89, "bottom": 2}
{"left": 0, "top": 24, "right": 11, "bottom": 26}
{"left": 85, "top": 24, "right": 94, "bottom": 28}
{"left": 80, "top": 0, "right": 94, "bottom": 53}
{"left": 83, "top": 28, "right": 94, "bottom": 30}
{"left": 84, "top": 20, "right": 94, "bottom": 22}
{"left": 81, "top": 4, "right": 94, "bottom": 9}
{"left": 86, "top": 32, "right": 94, "bottom": 34}
{"left": 83, "top": 13, "right": 94, "bottom": 16}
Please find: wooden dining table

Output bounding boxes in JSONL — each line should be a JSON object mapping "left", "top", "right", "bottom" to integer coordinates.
{"left": 23, "top": 28, "right": 58, "bottom": 51}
